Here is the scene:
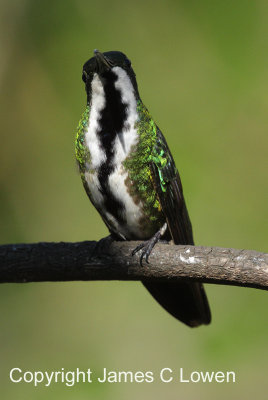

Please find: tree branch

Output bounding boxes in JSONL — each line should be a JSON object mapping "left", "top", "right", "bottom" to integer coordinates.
{"left": 0, "top": 241, "right": 267, "bottom": 290}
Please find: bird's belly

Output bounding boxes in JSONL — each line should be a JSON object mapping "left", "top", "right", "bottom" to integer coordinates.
{"left": 84, "top": 166, "right": 155, "bottom": 240}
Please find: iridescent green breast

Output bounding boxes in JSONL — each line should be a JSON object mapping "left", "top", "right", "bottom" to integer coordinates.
{"left": 75, "top": 104, "right": 92, "bottom": 202}
{"left": 75, "top": 100, "right": 169, "bottom": 239}
{"left": 75, "top": 105, "right": 90, "bottom": 175}
{"left": 123, "top": 100, "right": 167, "bottom": 231}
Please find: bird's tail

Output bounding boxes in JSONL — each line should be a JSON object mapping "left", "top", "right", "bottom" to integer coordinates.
{"left": 142, "top": 280, "right": 211, "bottom": 327}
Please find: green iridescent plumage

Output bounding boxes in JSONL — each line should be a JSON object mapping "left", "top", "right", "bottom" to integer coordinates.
{"left": 123, "top": 100, "right": 169, "bottom": 227}
{"left": 75, "top": 100, "right": 171, "bottom": 232}
{"left": 75, "top": 105, "right": 90, "bottom": 175}
{"left": 75, "top": 50, "right": 210, "bottom": 327}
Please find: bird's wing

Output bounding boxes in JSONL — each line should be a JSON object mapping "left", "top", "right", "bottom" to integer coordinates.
{"left": 143, "top": 127, "right": 211, "bottom": 327}
{"left": 149, "top": 127, "right": 194, "bottom": 245}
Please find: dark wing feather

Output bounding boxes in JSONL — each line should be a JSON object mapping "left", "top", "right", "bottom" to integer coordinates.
{"left": 143, "top": 128, "right": 211, "bottom": 327}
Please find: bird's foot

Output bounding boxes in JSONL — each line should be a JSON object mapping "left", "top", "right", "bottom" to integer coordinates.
{"left": 132, "top": 223, "right": 167, "bottom": 266}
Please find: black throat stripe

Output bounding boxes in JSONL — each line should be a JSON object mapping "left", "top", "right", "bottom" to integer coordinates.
{"left": 97, "top": 70, "right": 127, "bottom": 225}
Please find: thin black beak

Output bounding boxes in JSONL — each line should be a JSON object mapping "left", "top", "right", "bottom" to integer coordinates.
{"left": 94, "top": 49, "right": 114, "bottom": 72}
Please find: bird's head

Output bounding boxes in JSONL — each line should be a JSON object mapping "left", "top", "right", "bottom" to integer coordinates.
{"left": 82, "top": 50, "right": 139, "bottom": 103}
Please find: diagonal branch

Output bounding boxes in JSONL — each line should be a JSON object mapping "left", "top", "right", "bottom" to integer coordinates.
{"left": 0, "top": 240, "right": 267, "bottom": 290}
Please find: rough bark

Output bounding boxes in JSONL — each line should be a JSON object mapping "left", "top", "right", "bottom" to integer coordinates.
{"left": 0, "top": 241, "right": 267, "bottom": 290}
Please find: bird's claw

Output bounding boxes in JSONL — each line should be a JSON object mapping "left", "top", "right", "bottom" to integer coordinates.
{"left": 132, "top": 231, "right": 161, "bottom": 267}
{"left": 132, "top": 242, "right": 148, "bottom": 266}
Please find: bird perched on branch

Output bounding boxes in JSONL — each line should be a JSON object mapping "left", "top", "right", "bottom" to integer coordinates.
{"left": 75, "top": 49, "right": 211, "bottom": 327}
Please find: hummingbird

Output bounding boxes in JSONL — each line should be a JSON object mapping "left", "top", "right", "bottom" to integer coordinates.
{"left": 75, "top": 49, "right": 211, "bottom": 327}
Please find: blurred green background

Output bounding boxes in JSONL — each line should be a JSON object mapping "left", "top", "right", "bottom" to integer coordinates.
{"left": 0, "top": 0, "right": 267, "bottom": 399}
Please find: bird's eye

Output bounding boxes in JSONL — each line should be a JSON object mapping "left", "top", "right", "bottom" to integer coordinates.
{"left": 125, "top": 58, "right": 131, "bottom": 68}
